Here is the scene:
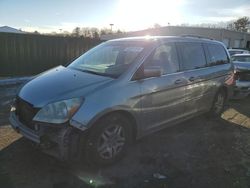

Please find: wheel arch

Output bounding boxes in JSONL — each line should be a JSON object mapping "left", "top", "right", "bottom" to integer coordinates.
{"left": 219, "top": 85, "right": 228, "bottom": 100}
{"left": 87, "top": 110, "right": 138, "bottom": 142}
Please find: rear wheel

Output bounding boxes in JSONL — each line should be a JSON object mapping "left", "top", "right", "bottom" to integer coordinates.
{"left": 209, "top": 89, "right": 226, "bottom": 117}
{"left": 85, "top": 113, "right": 132, "bottom": 166}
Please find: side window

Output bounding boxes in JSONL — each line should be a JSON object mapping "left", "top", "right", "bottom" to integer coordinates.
{"left": 144, "top": 43, "right": 179, "bottom": 74}
{"left": 207, "top": 44, "right": 229, "bottom": 66}
{"left": 178, "top": 42, "right": 207, "bottom": 70}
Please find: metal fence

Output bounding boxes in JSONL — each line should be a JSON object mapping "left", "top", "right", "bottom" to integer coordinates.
{"left": 0, "top": 32, "right": 101, "bottom": 76}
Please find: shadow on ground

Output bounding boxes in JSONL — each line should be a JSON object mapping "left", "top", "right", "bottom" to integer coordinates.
{"left": 0, "top": 91, "right": 250, "bottom": 188}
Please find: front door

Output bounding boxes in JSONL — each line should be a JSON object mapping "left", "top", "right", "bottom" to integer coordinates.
{"left": 138, "top": 43, "right": 187, "bottom": 131}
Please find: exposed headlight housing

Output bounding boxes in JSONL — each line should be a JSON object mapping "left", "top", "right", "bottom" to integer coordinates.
{"left": 33, "top": 98, "right": 83, "bottom": 124}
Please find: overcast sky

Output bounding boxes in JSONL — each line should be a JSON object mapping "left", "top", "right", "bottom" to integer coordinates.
{"left": 0, "top": 0, "right": 249, "bottom": 33}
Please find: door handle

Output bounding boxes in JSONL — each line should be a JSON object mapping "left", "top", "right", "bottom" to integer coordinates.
{"left": 189, "top": 76, "right": 197, "bottom": 82}
{"left": 174, "top": 79, "right": 183, "bottom": 84}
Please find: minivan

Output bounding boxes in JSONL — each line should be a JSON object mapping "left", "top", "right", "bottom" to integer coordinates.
{"left": 10, "top": 36, "right": 234, "bottom": 165}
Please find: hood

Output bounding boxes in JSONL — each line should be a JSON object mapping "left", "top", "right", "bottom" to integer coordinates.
{"left": 19, "top": 66, "right": 113, "bottom": 107}
{"left": 233, "top": 61, "right": 250, "bottom": 72}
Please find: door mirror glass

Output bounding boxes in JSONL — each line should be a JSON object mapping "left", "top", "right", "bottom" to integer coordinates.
{"left": 144, "top": 66, "right": 163, "bottom": 78}
{"left": 133, "top": 65, "right": 163, "bottom": 80}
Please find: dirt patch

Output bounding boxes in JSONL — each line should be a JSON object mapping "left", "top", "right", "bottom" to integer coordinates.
{"left": 0, "top": 126, "right": 21, "bottom": 150}
{"left": 0, "top": 96, "right": 250, "bottom": 188}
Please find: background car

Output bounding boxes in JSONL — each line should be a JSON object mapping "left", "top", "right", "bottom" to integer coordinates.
{"left": 228, "top": 49, "right": 250, "bottom": 57}
{"left": 231, "top": 54, "right": 250, "bottom": 99}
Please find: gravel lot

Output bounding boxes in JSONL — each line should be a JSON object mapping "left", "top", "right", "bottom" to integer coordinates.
{"left": 0, "top": 84, "right": 250, "bottom": 188}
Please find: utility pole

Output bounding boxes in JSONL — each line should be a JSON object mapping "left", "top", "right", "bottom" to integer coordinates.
{"left": 110, "top": 24, "right": 114, "bottom": 32}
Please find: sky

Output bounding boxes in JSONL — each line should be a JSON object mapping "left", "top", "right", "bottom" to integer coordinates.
{"left": 0, "top": 0, "right": 250, "bottom": 33}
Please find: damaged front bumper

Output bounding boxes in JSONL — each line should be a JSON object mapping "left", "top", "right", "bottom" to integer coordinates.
{"left": 9, "top": 112, "right": 85, "bottom": 160}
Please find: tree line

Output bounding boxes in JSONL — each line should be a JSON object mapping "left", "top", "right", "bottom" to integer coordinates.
{"left": 33, "top": 27, "right": 124, "bottom": 38}
{"left": 71, "top": 27, "right": 123, "bottom": 38}
{"left": 32, "top": 16, "right": 249, "bottom": 37}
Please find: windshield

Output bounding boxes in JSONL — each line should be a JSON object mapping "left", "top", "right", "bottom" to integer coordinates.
{"left": 232, "top": 56, "right": 250, "bottom": 62}
{"left": 68, "top": 41, "right": 147, "bottom": 78}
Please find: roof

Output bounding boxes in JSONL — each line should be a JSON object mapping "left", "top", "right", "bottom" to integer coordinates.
{"left": 0, "top": 26, "right": 25, "bottom": 34}
{"left": 109, "top": 35, "right": 223, "bottom": 44}
{"left": 228, "top": 49, "right": 249, "bottom": 51}
{"left": 232, "top": 53, "right": 250, "bottom": 57}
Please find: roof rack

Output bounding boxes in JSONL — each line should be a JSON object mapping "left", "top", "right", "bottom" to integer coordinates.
{"left": 181, "top": 34, "right": 214, "bottom": 40}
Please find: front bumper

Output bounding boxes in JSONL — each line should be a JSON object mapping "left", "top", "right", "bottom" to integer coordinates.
{"left": 9, "top": 112, "right": 82, "bottom": 160}
{"left": 233, "top": 80, "right": 250, "bottom": 99}
{"left": 10, "top": 111, "right": 41, "bottom": 143}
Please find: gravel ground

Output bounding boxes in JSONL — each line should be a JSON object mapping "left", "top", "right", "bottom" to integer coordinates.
{"left": 0, "top": 84, "right": 250, "bottom": 188}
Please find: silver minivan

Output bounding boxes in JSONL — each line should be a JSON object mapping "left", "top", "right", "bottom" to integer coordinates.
{"left": 10, "top": 36, "right": 234, "bottom": 165}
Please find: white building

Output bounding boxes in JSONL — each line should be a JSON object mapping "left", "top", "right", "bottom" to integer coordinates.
{"left": 101, "top": 26, "right": 250, "bottom": 49}
{"left": 0, "top": 26, "right": 25, "bottom": 34}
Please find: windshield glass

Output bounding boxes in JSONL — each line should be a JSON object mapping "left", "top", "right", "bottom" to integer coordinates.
{"left": 68, "top": 41, "right": 147, "bottom": 78}
{"left": 232, "top": 56, "right": 250, "bottom": 62}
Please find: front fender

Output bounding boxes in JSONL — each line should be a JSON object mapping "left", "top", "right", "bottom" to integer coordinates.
{"left": 70, "top": 104, "right": 139, "bottom": 131}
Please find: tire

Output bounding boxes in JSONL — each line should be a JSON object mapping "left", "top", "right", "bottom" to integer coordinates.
{"left": 209, "top": 89, "right": 226, "bottom": 117}
{"left": 85, "top": 113, "right": 132, "bottom": 166}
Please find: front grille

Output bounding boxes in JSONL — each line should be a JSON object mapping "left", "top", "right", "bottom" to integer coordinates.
{"left": 239, "top": 72, "right": 250, "bottom": 81}
{"left": 15, "top": 97, "right": 39, "bottom": 130}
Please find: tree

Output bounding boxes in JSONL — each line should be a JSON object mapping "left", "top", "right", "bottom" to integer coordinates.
{"left": 72, "top": 27, "right": 81, "bottom": 37}
{"left": 154, "top": 23, "right": 161, "bottom": 28}
{"left": 116, "top": 29, "right": 123, "bottom": 34}
{"left": 226, "top": 22, "right": 235, "bottom": 30}
{"left": 233, "top": 17, "right": 249, "bottom": 32}
{"left": 100, "top": 28, "right": 110, "bottom": 35}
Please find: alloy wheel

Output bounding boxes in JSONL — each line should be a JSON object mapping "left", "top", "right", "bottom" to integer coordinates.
{"left": 97, "top": 124, "right": 125, "bottom": 160}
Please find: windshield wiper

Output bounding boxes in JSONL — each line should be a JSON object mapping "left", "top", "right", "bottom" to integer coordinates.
{"left": 76, "top": 69, "right": 116, "bottom": 78}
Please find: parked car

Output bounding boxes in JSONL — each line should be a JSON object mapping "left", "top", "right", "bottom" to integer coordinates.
{"left": 231, "top": 54, "right": 250, "bottom": 99}
{"left": 228, "top": 49, "right": 250, "bottom": 57}
{"left": 10, "top": 36, "right": 234, "bottom": 165}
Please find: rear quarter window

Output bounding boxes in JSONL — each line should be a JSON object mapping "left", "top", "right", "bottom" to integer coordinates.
{"left": 207, "top": 43, "right": 229, "bottom": 66}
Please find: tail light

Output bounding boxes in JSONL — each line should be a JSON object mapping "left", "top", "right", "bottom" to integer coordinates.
{"left": 225, "top": 71, "right": 236, "bottom": 86}
{"left": 234, "top": 71, "right": 240, "bottom": 81}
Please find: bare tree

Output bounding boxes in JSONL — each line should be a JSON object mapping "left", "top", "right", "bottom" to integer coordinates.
{"left": 116, "top": 29, "right": 123, "bottom": 34}
{"left": 154, "top": 23, "right": 161, "bottom": 28}
{"left": 226, "top": 22, "right": 235, "bottom": 30}
{"left": 70, "top": 27, "right": 122, "bottom": 38}
{"left": 72, "top": 27, "right": 81, "bottom": 37}
{"left": 100, "top": 28, "right": 110, "bottom": 35}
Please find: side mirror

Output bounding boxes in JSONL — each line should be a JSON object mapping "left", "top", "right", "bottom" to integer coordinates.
{"left": 133, "top": 66, "right": 163, "bottom": 80}
{"left": 144, "top": 66, "right": 163, "bottom": 78}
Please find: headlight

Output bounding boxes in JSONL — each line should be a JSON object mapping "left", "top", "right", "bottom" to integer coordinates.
{"left": 33, "top": 98, "right": 83, "bottom": 124}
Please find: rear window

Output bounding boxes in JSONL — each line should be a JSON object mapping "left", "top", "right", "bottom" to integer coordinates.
{"left": 207, "top": 44, "right": 229, "bottom": 66}
{"left": 229, "top": 50, "right": 243, "bottom": 56}
{"left": 178, "top": 42, "right": 207, "bottom": 70}
{"left": 231, "top": 56, "right": 250, "bottom": 62}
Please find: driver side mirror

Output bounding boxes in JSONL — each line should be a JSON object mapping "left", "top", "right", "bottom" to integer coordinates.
{"left": 133, "top": 66, "right": 163, "bottom": 80}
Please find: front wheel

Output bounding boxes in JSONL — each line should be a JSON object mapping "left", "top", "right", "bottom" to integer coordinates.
{"left": 85, "top": 113, "right": 132, "bottom": 166}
